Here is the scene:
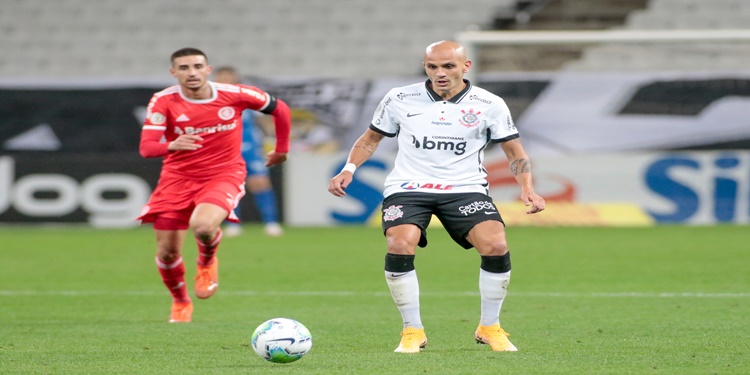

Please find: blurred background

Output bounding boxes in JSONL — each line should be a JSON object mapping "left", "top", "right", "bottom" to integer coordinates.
{"left": 1, "top": 0, "right": 749, "bottom": 228}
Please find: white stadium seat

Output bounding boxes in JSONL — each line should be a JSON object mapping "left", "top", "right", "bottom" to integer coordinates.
{"left": 0, "top": 0, "right": 512, "bottom": 78}
{"left": 564, "top": 0, "right": 750, "bottom": 72}
{"left": 3, "top": 0, "right": 746, "bottom": 77}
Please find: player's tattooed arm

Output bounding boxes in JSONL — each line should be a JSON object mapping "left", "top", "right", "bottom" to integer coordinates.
{"left": 330, "top": 129, "right": 385, "bottom": 197}
{"left": 500, "top": 139, "right": 531, "bottom": 176}
{"left": 510, "top": 158, "right": 531, "bottom": 176}
{"left": 499, "top": 138, "right": 545, "bottom": 213}
{"left": 354, "top": 130, "right": 385, "bottom": 157}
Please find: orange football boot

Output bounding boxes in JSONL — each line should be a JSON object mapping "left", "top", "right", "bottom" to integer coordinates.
{"left": 169, "top": 301, "right": 193, "bottom": 323}
{"left": 194, "top": 258, "right": 219, "bottom": 299}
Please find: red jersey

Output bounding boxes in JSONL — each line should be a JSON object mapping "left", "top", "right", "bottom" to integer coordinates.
{"left": 140, "top": 81, "right": 273, "bottom": 179}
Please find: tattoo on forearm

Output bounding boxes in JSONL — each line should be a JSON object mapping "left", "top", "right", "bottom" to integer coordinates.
{"left": 352, "top": 132, "right": 383, "bottom": 157}
{"left": 510, "top": 158, "right": 531, "bottom": 176}
{"left": 353, "top": 144, "right": 375, "bottom": 156}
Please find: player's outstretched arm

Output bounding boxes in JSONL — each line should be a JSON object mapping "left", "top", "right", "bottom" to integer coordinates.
{"left": 266, "top": 99, "right": 291, "bottom": 167}
{"left": 328, "top": 129, "right": 384, "bottom": 197}
{"left": 499, "top": 139, "right": 546, "bottom": 214}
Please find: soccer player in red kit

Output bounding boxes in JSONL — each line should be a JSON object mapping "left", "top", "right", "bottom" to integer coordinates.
{"left": 138, "top": 48, "right": 291, "bottom": 323}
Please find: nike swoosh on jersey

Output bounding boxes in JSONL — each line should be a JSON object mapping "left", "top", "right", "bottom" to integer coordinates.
{"left": 484, "top": 211, "right": 498, "bottom": 215}
{"left": 406, "top": 113, "right": 423, "bottom": 117}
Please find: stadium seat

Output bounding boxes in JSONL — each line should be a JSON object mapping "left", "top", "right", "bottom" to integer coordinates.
{"left": 0, "top": 0, "right": 513, "bottom": 78}
{"left": 563, "top": 0, "right": 750, "bottom": 72}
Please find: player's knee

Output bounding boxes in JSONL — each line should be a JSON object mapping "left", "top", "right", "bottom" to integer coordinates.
{"left": 156, "top": 235, "right": 181, "bottom": 259}
{"left": 477, "top": 240, "right": 508, "bottom": 256}
{"left": 191, "top": 222, "right": 219, "bottom": 243}
{"left": 156, "top": 247, "right": 181, "bottom": 263}
{"left": 387, "top": 237, "right": 416, "bottom": 255}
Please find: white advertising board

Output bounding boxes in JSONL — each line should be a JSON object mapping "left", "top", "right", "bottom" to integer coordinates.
{"left": 284, "top": 150, "right": 750, "bottom": 226}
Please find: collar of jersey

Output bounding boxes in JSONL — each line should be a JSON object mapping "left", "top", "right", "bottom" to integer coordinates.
{"left": 178, "top": 81, "right": 218, "bottom": 104}
{"left": 424, "top": 79, "right": 472, "bottom": 103}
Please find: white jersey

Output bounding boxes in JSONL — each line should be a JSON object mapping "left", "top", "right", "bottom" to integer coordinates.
{"left": 370, "top": 80, "right": 519, "bottom": 198}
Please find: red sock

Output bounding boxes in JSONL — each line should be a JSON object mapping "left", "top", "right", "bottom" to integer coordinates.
{"left": 156, "top": 256, "right": 190, "bottom": 303}
{"left": 196, "top": 228, "right": 222, "bottom": 266}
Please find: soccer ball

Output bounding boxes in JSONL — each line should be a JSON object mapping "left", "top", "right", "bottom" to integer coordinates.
{"left": 251, "top": 318, "right": 312, "bottom": 363}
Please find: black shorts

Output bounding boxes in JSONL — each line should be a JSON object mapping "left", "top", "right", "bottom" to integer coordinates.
{"left": 381, "top": 192, "right": 504, "bottom": 249}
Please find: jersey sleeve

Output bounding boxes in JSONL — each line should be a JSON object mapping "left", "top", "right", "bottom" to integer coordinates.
{"left": 268, "top": 98, "right": 291, "bottom": 153}
{"left": 488, "top": 98, "right": 519, "bottom": 143}
{"left": 236, "top": 84, "right": 276, "bottom": 113}
{"left": 235, "top": 85, "right": 291, "bottom": 153}
{"left": 369, "top": 91, "right": 398, "bottom": 137}
{"left": 139, "top": 93, "right": 170, "bottom": 158}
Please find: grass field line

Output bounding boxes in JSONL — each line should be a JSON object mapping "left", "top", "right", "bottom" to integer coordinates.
{"left": 1, "top": 290, "right": 748, "bottom": 298}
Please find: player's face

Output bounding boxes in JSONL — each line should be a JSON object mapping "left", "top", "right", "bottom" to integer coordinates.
{"left": 423, "top": 45, "right": 471, "bottom": 99}
{"left": 170, "top": 55, "right": 212, "bottom": 91}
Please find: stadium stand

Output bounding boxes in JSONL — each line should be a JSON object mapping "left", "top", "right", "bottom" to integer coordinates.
{"left": 475, "top": 0, "right": 750, "bottom": 72}
{"left": 0, "top": 0, "right": 517, "bottom": 78}
{"left": 563, "top": 0, "right": 750, "bottom": 71}
{"left": 2, "top": 0, "right": 747, "bottom": 77}
{"left": 494, "top": 0, "right": 648, "bottom": 30}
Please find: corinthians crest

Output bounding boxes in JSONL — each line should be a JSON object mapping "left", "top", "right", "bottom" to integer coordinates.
{"left": 383, "top": 205, "right": 404, "bottom": 222}
{"left": 459, "top": 108, "right": 481, "bottom": 128}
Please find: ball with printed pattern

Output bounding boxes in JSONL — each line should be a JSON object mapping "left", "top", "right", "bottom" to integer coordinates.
{"left": 251, "top": 318, "right": 312, "bottom": 363}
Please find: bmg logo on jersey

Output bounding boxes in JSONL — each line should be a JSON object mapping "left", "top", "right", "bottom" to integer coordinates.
{"left": 411, "top": 135, "right": 466, "bottom": 155}
{"left": 459, "top": 200, "right": 496, "bottom": 216}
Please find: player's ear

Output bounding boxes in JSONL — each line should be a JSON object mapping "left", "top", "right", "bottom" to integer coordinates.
{"left": 464, "top": 60, "right": 472, "bottom": 73}
{"left": 169, "top": 67, "right": 176, "bottom": 77}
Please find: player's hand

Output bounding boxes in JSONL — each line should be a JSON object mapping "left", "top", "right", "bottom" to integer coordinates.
{"left": 168, "top": 134, "right": 203, "bottom": 151}
{"left": 522, "top": 192, "right": 546, "bottom": 214}
{"left": 265, "top": 150, "right": 288, "bottom": 167}
{"left": 328, "top": 172, "right": 353, "bottom": 197}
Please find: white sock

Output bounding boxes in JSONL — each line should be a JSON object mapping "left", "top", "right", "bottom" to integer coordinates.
{"left": 479, "top": 269, "right": 511, "bottom": 326}
{"left": 385, "top": 270, "right": 423, "bottom": 329}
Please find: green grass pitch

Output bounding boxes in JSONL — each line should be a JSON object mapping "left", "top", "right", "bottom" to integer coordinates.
{"left": 0, "top": 225, "right": 748, "bottom": 374}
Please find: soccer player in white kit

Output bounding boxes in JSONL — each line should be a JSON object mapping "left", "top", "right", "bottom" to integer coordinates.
{"left": 328, "top": 40, "right": 545, "bottom": 353}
